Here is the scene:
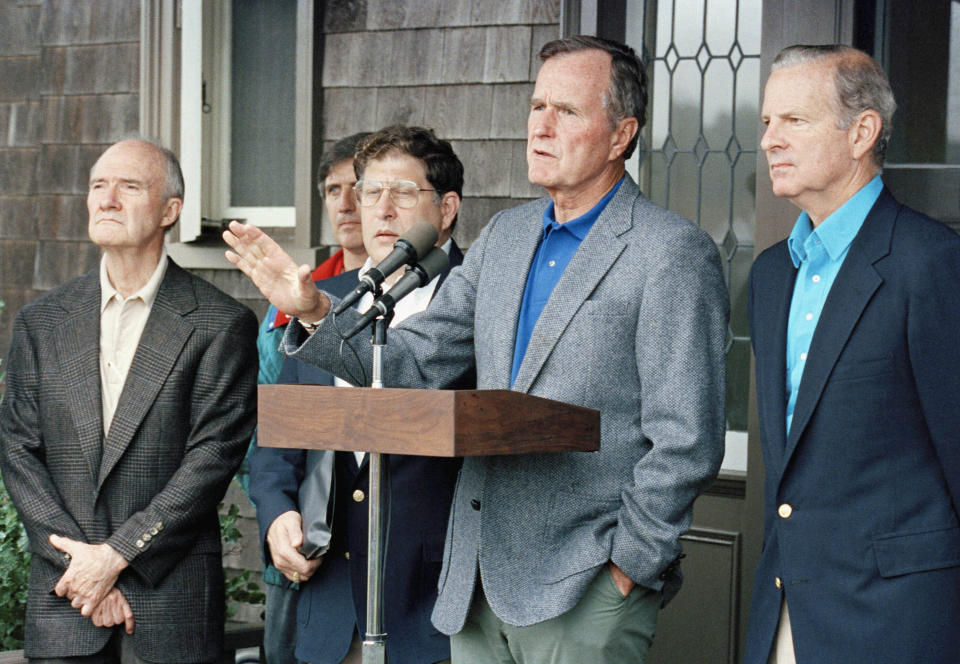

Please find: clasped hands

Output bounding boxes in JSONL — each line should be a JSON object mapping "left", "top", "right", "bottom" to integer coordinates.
{"left": 49, "top": 534, "right": 134, "bottom": 634}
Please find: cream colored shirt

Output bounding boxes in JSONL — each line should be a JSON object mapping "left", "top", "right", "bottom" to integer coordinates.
{"left": 99, "top": 249, "right": 168, "bottom": 437}
{"left": 335, "top": 239, "right": 452, "bottom": 465}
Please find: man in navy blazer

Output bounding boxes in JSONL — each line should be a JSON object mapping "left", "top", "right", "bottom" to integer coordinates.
{"left": 746, "top": 45, "right": 960, "bottom": 663}
{"left": 248, "top": 126, "right": 466, "bottom": 664}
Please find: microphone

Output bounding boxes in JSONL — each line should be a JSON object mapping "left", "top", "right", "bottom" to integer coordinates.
{"left": 343, "top": 247, "right": 450, "bottom": 339}
{"left": 332, "top": 221, "right": 438, "bottom": 315}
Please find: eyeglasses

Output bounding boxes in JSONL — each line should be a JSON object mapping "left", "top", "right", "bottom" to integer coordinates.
{"left": 353, "top": 179, "right": 437, "bottom": 209}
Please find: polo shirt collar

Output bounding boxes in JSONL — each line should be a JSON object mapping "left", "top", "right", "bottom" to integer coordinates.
{"left": 541, "top": 175, "right": 626, "bottom": 238}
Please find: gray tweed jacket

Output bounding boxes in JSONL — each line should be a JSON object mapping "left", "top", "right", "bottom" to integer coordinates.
{"left": 0, "top": 259, "right": 258, "bottom": 661}
{"left": 283, "top": 175, "right": 728, "bottom": 633}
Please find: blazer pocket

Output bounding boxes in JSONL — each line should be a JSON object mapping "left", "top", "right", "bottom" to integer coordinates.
{"left": 538, "top": 491, "right": 620, "bottom": 584}
{"left": 872, "top": 525, "right": 960, "bottom": 578}
{"left": 579, "top": 298, "right": 633, "bottom": 318}
{"left": 830, "top": 355, "right": 894, "bottom": 382}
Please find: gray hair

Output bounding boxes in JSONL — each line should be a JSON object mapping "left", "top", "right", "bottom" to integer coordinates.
{"left": 773, "top": 44, "right": 896, "bottom": 165}
{"left": 539, "top": 35, "right": 648, "bottom": 160}
{"left": 156, "top": 143, "right": 185, "bottom": 202}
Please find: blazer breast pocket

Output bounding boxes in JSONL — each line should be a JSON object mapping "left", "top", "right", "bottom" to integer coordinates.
{"left": 830, "top": 355, "right": 894, "bottom": 382}
{"left": 578, "top": 298, "right": 634, "bottom": 319}
{"left": 573, "top": 299, "right": 634, "bottom": 355}
{"left": 572, "top": 300, "right": 637, "bottom": 407}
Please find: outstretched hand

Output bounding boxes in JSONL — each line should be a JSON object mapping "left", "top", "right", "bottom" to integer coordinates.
{"left": 223, "top": 221, "right": 330, "bottom": 322}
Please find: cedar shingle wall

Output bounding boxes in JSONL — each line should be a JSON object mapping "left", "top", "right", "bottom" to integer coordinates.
{"left": 320, "top": 0, "right": 560, "bottom": 246}
{"left": 1, "top": 0, "right": 139, "bottom": 371}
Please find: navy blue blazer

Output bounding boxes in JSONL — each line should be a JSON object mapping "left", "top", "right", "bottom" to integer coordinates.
{"left": 744, "top": 189, "right": 960, "bottom": 663}
{"left": 249, "top": 243, "right": 464, "bottom": 664}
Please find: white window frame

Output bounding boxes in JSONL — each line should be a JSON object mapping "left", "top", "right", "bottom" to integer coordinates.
{"left": 179, "top": 0, "right": 296, "bottom": 243}
{"left": 141, "top": 0, "right": 321, "bottom": 267}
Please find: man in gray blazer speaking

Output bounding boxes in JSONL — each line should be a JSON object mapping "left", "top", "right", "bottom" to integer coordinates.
{"left": 1, "top": 139, "right": 258, "bottom": 663}
{"left": 225, "top": 35, "right": 727, "bottom": 663}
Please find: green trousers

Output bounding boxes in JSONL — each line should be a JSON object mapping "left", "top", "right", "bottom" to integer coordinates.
{"left": 451, "top": 568, "right": 660, "bottom": 664}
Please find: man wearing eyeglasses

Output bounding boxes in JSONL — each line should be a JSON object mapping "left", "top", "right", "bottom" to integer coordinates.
{"left": 227, "top": 35, "right": 727, "bottom": 663}
{"left": 237, "top": 131, "right": 371, "bottom": 664}
{"left": 248, "top": 125, "right": 464, "bottom": 664}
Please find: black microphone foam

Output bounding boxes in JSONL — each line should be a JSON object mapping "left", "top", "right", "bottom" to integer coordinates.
{"left": 344, "top": 247, "right": 450, "bottom": 339}
{"left": 332, "top": 221, "right": 439, "bottom": 315}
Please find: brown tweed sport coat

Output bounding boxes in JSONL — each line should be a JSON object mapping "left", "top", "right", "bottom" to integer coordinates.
{"left": 0, "top": 259, "right": 257, "bottom": 662}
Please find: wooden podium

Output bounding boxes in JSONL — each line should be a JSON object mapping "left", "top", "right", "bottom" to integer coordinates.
{"left": 258, "top": 385, "right": 600, "bottom": 456}
{"left": 258, "top": 385, "right": 600, "bottom": 663}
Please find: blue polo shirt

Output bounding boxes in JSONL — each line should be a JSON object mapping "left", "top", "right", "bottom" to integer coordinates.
{"left": 785, "top": 175, "right": 883, "bottom": 435}
{"left": 510, "top": 177, "right": 624, "bottom": 386}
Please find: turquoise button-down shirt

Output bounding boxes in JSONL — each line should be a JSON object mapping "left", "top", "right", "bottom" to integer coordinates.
{"left": 785, "top": 175, "right": 883, "bottom": 435}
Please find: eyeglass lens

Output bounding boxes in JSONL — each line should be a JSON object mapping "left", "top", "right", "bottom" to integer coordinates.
{"left": 356, "top": 180, "right": 422, "bottom": 208}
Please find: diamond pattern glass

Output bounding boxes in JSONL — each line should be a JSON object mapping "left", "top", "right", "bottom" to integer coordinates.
{"left": 628, "top": 0, "right": 760, "bottom": 432}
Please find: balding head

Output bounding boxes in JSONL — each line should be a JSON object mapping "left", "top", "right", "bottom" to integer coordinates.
{"left": 87, "top": 139, "right": 184, "bottom": 251}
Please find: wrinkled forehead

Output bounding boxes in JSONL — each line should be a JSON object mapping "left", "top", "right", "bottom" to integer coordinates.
{"left": 535, "top": 49, "right": 611, "bottom": 89}
{"left": 90, "top": 140, "right": 164, "bottom": 185}
{"left": 764, "top": 61, "right": 835, "bottom": 106}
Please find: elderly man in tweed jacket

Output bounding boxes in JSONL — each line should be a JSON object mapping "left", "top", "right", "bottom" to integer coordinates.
{"left": 0, "top": 139, "right": 257, "bottom": 663}
{"left": 225, "top": 35, "right": 727, "bottom": 663}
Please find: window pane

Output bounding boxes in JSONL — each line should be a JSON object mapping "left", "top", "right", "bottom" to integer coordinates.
{"left": 231, "top": 0, "right": 296, "bottom": 206}
{"left": 628, "top": 0, "right": 761, "bottom": 433}
{"left": 867, "top": 0, "right": 960, "bottom": 164}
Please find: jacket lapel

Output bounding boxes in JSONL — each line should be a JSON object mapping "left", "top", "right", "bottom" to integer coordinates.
{"left": 434, "top": 241, "right": 464, "bottom": 291}
{"left": 489, "top": 203, "right": 548, "bottom": 388}
{"left": 783, "top": 190, "right": 896, "bottom": 464}
{"left": 53, "top": 272, "right": 105, "bottom": 483}
{"left": 348, "top": 452, "right": 363, "bottom": 474}
{"left": 512, "top": 179, "right": 634, "bottom": 394}
{"left": 752, "top": 247, "right": 797, "bottom": 474}
{"left": 98, "top": 260, "right": 197, "bottom": 489}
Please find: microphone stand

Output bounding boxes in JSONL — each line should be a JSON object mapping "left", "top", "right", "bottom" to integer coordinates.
{"left": 363, "top": 310, "right": 394, "bottom": 664}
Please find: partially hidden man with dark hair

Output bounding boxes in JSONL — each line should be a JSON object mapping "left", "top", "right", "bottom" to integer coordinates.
{"left": 746, "top": 45, "right": 960, "bottom": 663}
{"left": 0, "top": 138, "right": 258, "bottom": 663}
{"left": 226, "top": 36, "right": 728, "bottom": 663}
{"left": 248, "top": 126, "right": 465, "bottom": 664}
{"left": 237, "top": 131, "right": 370, "bottom": 664}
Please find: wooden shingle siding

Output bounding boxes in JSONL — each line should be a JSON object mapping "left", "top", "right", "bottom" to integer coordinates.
{"left": 41, "top": 94, "right": 139, "bottom": 144}
{"left": 38, "top": 0, "right": 139, "bottom": 46}
{"left": 321, "top": 0, "right": 561, "bottom": 248}
{"left": 0, "top": 0, "right": 139, "bottom": 374}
